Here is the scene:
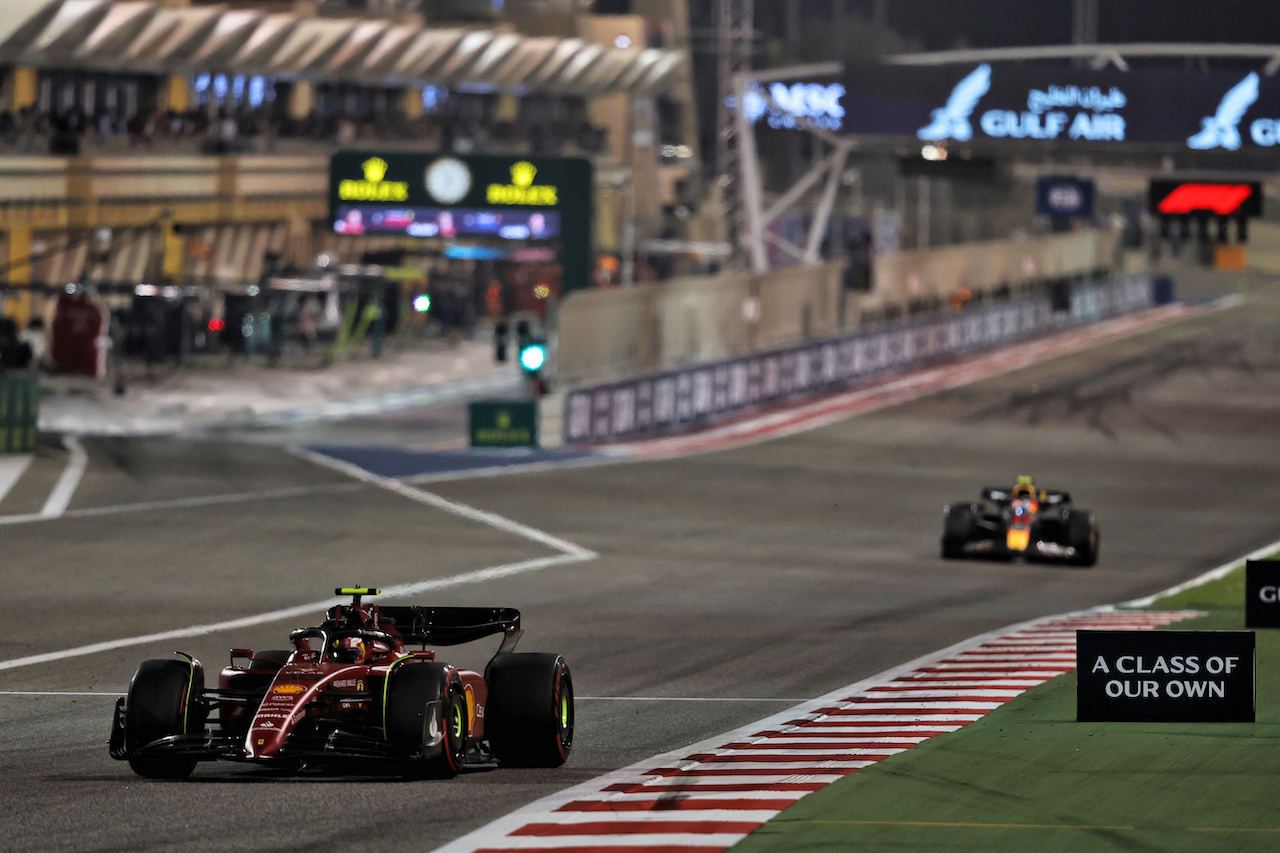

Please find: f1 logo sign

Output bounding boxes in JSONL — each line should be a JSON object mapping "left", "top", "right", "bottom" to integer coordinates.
{"left": 1148, "top": 179, "right": 1262, "bottom": 219}
{"left": 1156, "top": 183, "right": 1254, "bottom": 215}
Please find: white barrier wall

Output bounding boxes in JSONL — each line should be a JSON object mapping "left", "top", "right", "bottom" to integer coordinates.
{"left": 557, "top": 263, "right": 842, "bottom": 385}
{"left": 558, "top": 229, "right": 1121, "bottom": 386}
{"left": 866, "top": 229, "right": 1118, "bottom": 310}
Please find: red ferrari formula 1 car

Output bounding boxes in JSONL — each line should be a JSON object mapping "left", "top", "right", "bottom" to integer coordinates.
{"left": 941, "top": 476, "right": 1099, "bottom": 566}
{"left": 110, "top": 588, "right": 573, "bottom": 779}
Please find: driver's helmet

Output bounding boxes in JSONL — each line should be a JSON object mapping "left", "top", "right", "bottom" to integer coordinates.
{"left": 331, "top": 636, "right": 366, "bottom": 664}
{"left": 1012, "top": 475, "right": 1036, "bottom": 499}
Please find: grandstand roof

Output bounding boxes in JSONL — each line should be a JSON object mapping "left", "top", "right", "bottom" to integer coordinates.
{"left": 0, "top": 0, "right": 686, "bottom": 96}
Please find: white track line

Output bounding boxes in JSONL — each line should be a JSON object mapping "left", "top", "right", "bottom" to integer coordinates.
{"left": 40, "top": 435, "right": 87, "bottom": 518}
{"left": 0, "top": 452, "right": 598, "bottom": 674}
{"left": 0, "top": 557, "right": 593, "bottom": 674}
{"left": 432, "top": 609, "right": 1197, "bottom": 853}
{"left": 0, "top": 453, "right": 32, "bottom": 504}
{"left": 580, "top": 697, "right": 809, "bottom": 703}
{"left": 0, "top": 483, "right": 364, "bottom": 526}
{"left": 0, "top": 691, "right": 121, "bottom": 697}
{"left": 291, "top": 446, "right": 597, "bottom": 560}
{"left": 429, "top": 532, "right": 1280, "bottom": 853}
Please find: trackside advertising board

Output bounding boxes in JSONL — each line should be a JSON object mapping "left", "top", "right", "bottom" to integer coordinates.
{"left": 565, "top": 276, "right": 1153, "bottom": 445}
{"left": 469, "top": 400, "right": 538, "bottom": 448}
{"left": 1077, "top": 630, "right": 1255, "bottom": 723}
{"left": 1245, "top": 559, "right": 1280, "bottom": 628}
{"left": 840, "top": 64, "right": 1280, "bottom": 151}
{"left": 1036, "top": 176, "right": 1095, "bottom": 219}
{"left": 0, "top": 375, "right": 38, "bottom": 453}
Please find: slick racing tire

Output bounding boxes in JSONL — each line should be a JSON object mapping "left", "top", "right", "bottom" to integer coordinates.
{"left": 386, "top": 663, "right": 466, "bottom": 779}
{"left": 941, "top": 504, "right": 976, "bottom": 559}
{"left": 485, "top": 653, "right": 573, "bottom": 768}
{"left": 1067, "top": 509, "right": 1099, "bottom": 567}
{"left": 124, "top": 658, "right": 204, "bottom": 779}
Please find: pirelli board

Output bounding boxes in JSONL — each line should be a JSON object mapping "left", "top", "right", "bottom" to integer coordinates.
{"left": 329, "top": 151, "right": 593, "bottom": 292}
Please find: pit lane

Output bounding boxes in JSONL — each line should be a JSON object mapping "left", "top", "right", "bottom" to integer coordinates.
{"left": 1, "top": 277, "right": 1278, "bottom": 852}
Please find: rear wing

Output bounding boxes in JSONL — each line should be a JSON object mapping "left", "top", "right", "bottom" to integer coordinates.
{"left": 374, "top": 606, "right": 522, "bottom": 649}
{"left": 982, "top": 487, "right": 1070, "bottom": 505}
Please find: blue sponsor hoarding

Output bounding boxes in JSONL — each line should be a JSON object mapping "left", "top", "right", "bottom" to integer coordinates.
{"left": 1036, "top": 176, "right": 1096, "bottom": 218}
{"left": 840, "top": 65, "right": 1280, "bottom": 150}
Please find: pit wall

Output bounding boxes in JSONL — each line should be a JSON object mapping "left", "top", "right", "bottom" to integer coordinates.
{"left": 865, "top": 228, "right": 1119, "bottom": 311}
{"left": 558, "top": 274, "right": 1155, "bottom": 446}
{"left": 556, "top": 228, "right": 1119, "bottom": 387}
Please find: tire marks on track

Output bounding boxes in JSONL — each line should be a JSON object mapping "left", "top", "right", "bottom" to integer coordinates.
{"left": 435, "top": 608, "right": 1199, "bottom": 853}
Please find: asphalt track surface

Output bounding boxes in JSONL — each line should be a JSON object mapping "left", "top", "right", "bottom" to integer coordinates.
{"left": 2, "top": 281, "right": 1279, "bottom": 852}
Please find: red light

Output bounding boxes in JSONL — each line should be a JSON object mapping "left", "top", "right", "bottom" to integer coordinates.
{"left": 208, "top": 318, "right": 226, "bottom": 332}
{"left": 1157, "top": 183, "right": 1253, "bottom": 216}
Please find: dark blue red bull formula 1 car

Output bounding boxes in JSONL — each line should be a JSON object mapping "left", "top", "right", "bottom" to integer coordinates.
{"left": 941, "top": 476, "right": 1099, "bottom": 566}
{"left": 110, "top": 588, "right": 573, "bottom": 779}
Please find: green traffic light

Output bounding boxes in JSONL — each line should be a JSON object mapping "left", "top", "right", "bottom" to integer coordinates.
{"left": 519, "top": 343, "right": 546, "bottom": 372}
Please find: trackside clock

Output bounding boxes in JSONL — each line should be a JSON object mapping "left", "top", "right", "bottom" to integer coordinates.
{"left": 425, "top": 157, "right": 472, "bottom": 204}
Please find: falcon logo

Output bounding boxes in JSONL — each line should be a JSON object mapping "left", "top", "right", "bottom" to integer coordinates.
{"left": 1188, "top": 72, "right": 1259, "bottom": 151}
{"left": 918, "top": 64, "right": 991, "bottom": 142}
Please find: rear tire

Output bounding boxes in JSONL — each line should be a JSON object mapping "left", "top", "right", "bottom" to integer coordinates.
{"left": 1067, "top": 510, "right": 1099, "bottom": 567}
{"left": 486, "top": 653, "right": 573, "bottom": 768}
{"left": 248, "top": 650, "right": 290, "bottom": 671}
{"left": 385, "top": 663, "right": 466, "bottom": 779}
{"left": 941, "top": 504, "right": 975, "bottom": 559}
{"left": 125, "top": 659, "right": 203, "bottom": 779}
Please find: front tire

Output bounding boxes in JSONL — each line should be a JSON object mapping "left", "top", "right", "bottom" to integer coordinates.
{"left": 124, "top": 658, "right": 204, "bottom": 779}
{"left": 1067, "top": 510, "right": 1099, "bottom": 567}
{"left": 486, "top": 653, "right": 573, "bottom": 768}
{"left": 941, "top": 504, "right": 975, "bottom": 559}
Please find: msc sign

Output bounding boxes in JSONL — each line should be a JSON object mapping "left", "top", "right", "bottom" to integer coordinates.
{"left": 487, "top": 161, "right": 558, "bottom": 206}
{"left": 1077, "top": 630, "right": 1255, "bottom": 723}
{"left": 742, "top": 82, "right": 846, "bottom": 131}
{"left": 337, "top": 157, "right": 409, "bottom": 202}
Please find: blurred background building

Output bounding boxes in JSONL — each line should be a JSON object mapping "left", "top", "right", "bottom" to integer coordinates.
{"left": 0, "top": 0, "right": 694, "bottom": 341}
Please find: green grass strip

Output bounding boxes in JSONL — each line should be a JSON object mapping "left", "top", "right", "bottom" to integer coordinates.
{"left": 734, "top": 563, "right": 1280, "bottom": 853}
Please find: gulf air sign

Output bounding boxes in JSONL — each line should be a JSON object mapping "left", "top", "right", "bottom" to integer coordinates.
{"left": 1190, "top": 72, "right": 1280, "bottom": 150}
{"left": 917, "top": 64, "right": 1128, "bottom": 143}
{"left": 839, "top": 64, "right": 1280, "bottom": 150}
{"left": 1148, "top": 180, "right": 1262, "bottom": 218}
